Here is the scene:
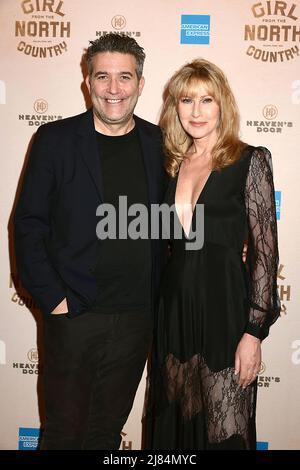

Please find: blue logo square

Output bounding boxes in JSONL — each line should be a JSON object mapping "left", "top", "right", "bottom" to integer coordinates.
{"left": 18, "top": 427, "right": 41, "bottom": 450}
{"left": 256, "top": 441, "right": 269, "bottom": 450}
{"left": 181, "top": 15, "right": 210, "bottom": 45}
{"left": 275, "top": 191, "right": 281, "bottom": 220}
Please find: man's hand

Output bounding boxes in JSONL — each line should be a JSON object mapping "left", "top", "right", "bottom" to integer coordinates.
{"left": 51, "top": 298, "right": 68, "bottom": 315}
{"left": 234, "top": 333, "right": 261, "bottom": 388}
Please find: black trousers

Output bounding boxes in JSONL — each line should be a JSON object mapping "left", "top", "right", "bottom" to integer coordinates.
{"left": 40, "top": 310, "right": 152, "bottom": 450}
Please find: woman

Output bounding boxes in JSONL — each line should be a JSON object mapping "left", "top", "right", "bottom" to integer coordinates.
{"left": 145, "top": 59, "right": 280, "bottom": 449}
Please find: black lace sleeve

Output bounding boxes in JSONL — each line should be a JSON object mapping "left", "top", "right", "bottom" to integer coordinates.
{"left": 244, "top": 147, "right": 281, "bottom": 340}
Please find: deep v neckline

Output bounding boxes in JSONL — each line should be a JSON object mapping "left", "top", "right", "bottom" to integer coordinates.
{"left": 174, "top": 168, "right": 213, "bottom": 238}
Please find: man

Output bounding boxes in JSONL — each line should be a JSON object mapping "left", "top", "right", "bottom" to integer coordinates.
{"left": 14, "top": 33, "right": 166, "bottom": 450}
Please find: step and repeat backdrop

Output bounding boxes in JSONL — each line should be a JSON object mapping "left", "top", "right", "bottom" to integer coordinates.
{"left": 0, "top": 0, "right": 299, "bottom": 450}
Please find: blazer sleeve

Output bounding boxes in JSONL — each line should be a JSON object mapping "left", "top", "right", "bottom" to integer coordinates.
{"left": 14, "top": 125, "right": 67, "bottom": 315}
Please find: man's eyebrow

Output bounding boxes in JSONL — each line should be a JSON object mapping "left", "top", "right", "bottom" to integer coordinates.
{"left": 119, "top": 71, "right": 133, "bottom": 77}
{"left": 94, "top": 71, "right": 108, "bottom": 77}
{"left": 94, "top": 71, "right": 134, "bottom": 77}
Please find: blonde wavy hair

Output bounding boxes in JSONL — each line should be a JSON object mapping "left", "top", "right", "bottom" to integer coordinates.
{"left": 160, "top": 59, "right": 246, "bottom": 177}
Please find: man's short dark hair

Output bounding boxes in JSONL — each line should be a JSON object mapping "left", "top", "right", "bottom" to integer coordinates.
{"left": 86, "top": 33, "right": 145, "bottom": 79}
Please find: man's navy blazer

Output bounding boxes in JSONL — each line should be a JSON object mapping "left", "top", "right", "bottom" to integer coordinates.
{"left": 14, "top": 109, "right": 167, "bottom": 317}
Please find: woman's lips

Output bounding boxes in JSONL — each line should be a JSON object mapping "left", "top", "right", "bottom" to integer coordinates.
{"left": 189, "top": 121, "right": 207, "bottom": 126}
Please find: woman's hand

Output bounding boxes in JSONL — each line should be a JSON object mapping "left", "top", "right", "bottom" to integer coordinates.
{"left": 234, "top": 333, "right": 261, "bottom": 388}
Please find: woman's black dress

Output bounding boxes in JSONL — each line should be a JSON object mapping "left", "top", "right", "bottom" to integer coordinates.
{"left": 145, "top": 146, "right": 280, "bottom": 450}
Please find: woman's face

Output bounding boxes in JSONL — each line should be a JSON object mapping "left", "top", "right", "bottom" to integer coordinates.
{"left": 177, "top": 84, "right": 220, "bottom": 145}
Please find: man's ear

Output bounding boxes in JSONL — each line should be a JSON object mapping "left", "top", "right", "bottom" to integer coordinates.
{"left": 138, "top": 76, "right": 145, "bottom": 96}
{"left": 85, "top": 75, "right": 91, "bottom": 93}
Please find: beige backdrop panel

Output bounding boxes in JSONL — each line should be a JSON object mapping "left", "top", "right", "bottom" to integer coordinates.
{"left": 1, "top": 0, "right": 299, "bottom": 450}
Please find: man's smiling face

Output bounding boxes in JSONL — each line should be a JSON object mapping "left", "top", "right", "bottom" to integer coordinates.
{"left": 86, "top": 51, "right": 145, "bottom": 132}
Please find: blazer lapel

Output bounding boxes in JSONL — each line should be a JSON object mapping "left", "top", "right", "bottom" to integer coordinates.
{"left": 135, "top": 116, "right": 160, "bottom": 206}
{"left": 77, "top": 109, "right": 104, "bottom": 201}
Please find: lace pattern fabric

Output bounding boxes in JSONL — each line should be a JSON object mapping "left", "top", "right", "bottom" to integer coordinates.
{"left": 165, "top": 353, "right": 254, "bottom": 448}
{"left": 245, "top": 147, "right": 281, "bottom": 338}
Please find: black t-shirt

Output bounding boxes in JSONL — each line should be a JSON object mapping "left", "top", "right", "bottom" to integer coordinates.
{"left": 91, "top": 126, "right": 151, "bottom": 314}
